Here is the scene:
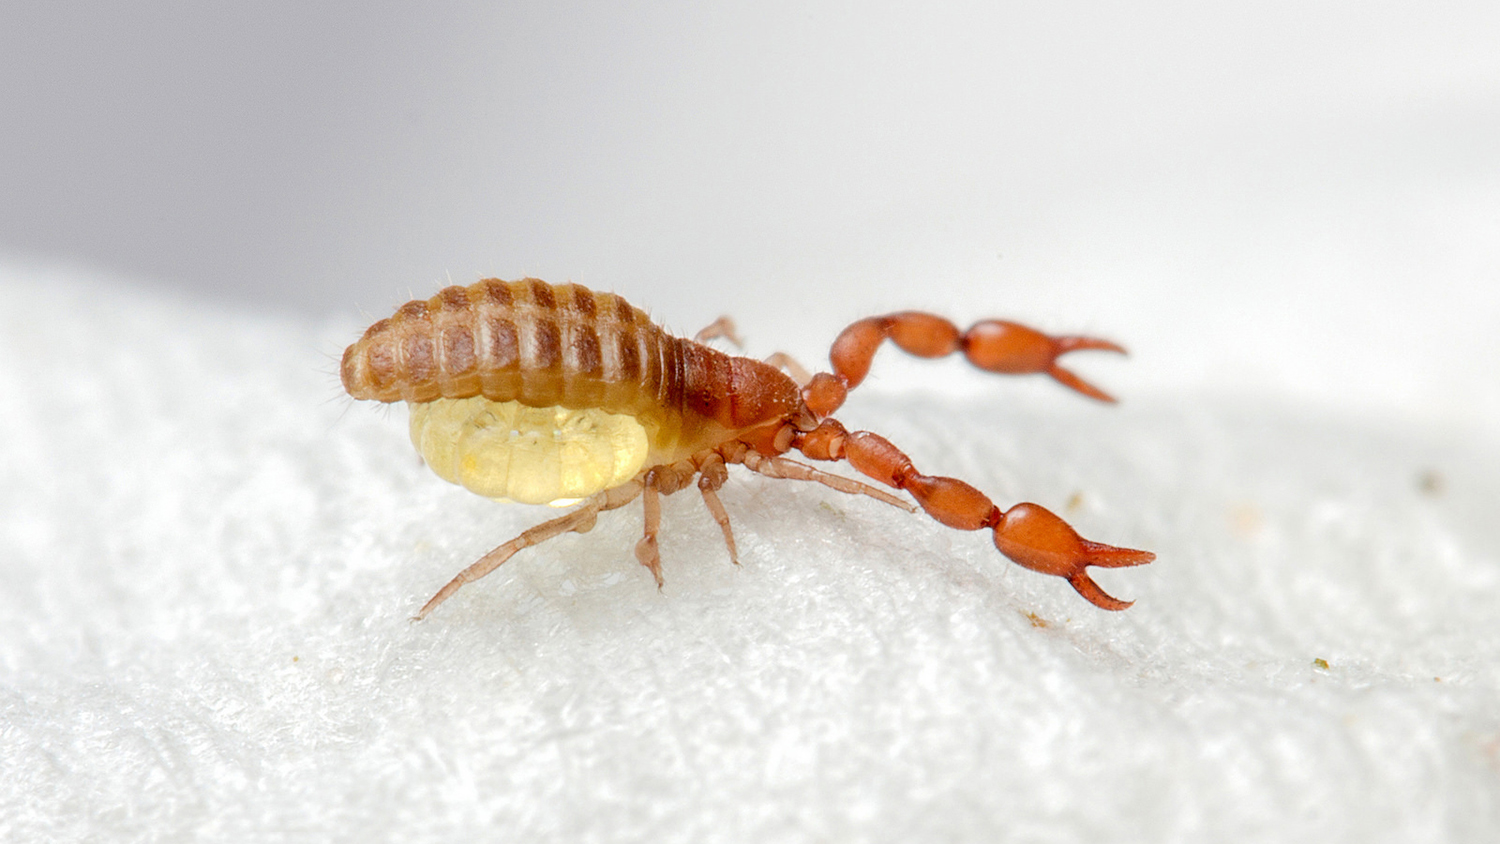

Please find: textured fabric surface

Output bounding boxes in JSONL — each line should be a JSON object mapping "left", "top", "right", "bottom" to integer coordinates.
{"left": 2, "top": 265, "right": 1498, "bottom": 842}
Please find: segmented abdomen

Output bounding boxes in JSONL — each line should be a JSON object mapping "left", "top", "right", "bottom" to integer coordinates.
{"left": 341, "top": 278, "right": 689, "bottom": 421}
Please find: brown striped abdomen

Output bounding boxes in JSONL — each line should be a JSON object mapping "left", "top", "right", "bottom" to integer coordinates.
{"left": 341, "top": 279, "right": 804, "bottom": 458}
{"left": 341, "top": 279, "right": 673, "bottom": 413}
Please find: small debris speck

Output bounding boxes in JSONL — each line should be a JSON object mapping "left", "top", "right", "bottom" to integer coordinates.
{"left": 1417, "top": 469, "right": 1445, "bottom": 496}
{"left": 1230, "top": 503, "right": 1264, "bottom": 538}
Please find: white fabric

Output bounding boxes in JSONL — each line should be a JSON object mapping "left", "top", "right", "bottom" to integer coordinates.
{"left": 1, "top": 263, "right": 1498, "bottom": 841}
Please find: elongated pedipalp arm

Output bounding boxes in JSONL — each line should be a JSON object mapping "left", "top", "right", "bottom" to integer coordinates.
{"left": 794, "top": 420, "right": 1153, "bottom": 610}
{"left": 801, "top": 312, "right": 1127, "bottom": 417}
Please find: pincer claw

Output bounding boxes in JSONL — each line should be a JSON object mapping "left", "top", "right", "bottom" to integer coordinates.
{"left": 961, "top": 322, "right": 1128, "bottom": 402}
{"left": 990, "top": 502, "right": 1154, "bottom": 611}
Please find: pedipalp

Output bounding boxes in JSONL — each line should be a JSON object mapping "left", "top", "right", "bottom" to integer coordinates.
{"left": 801, "top": 311, "right": 1130, "bottom": 417}
{"left": 792, "top": 421, "right": 1153, "bottom": 610}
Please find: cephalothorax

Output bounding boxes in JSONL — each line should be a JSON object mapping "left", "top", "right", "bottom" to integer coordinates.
{"left": 342, "top": 278, "right": 1154, "bottom": 619}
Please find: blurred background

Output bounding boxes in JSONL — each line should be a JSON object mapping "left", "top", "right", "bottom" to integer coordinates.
{"left": 3, "top": 1, "right": 1498, "bottom": 423}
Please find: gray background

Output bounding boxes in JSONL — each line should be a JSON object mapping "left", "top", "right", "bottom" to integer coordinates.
{"left": 5, "top": 3, "right": 1497, "bottom": 396}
